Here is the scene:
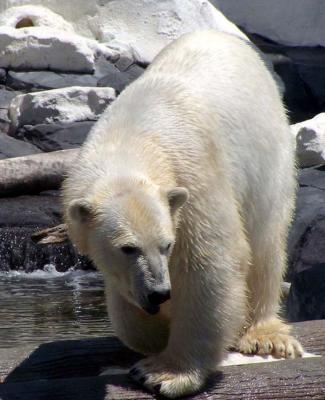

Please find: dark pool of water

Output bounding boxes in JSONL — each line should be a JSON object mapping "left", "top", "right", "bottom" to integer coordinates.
{"left": 0, "top": 265, "right": 113, "bottom": 348}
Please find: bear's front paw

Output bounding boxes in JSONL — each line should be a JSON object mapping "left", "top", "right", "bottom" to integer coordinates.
{"left": 129, "top": 355, "right": 204, "bottom": 398}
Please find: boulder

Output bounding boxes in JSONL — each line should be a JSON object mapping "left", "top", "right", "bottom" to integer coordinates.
{"left": 247, "top": 35, "right": 324, "bottom": 124}
{"left": 0, "top": 5, "right": 75, "bottom": 33}
{"left": 270, "top": 54, "right": 318, "bottom": 124}
{"left": 9, "top": 86, "right": 116, "bottom": 129}
{"left": 0, "top": 89, "right": 22, "bottom": 133}
{"left": 0, "top": 68, "right": 6, "bottom": 83}
{"left": 5, "top": 56, "right": 133, "bottom": 91}
{"left": 0, "top": 110, "right": 11, "bottom": 134}
{"left": 0, "top": 26, "right": 97, "bottom": 72}
{"left": 97, "top": 63, "right": 144, "bottom": 93}
{"left": 15, "top": 122, "right": 94, "bottom": 152}
{"left": 286, "top": 263, "right": 325, "bottom": 321}
{"left": 288, "top": 166, "right": 325, "bottom": 277}
{"left": 291, "top": 113, "right": 325, "bottom": 168}
{"left": 0, "top": 149, "right": 77, "bottom": 196}
{"left": 87, "top": 0, "right": 248, "bottom": 64}
{"left": 286, "top": 166, "right": 325, "bottom": 321}
{"left": 213, "top": 0, "right": 325, "bottom": 47}
{"left": 0, "top": 1, "right": 245, "bottom": 66}
{"left": 0, "top": 133, "right": 41, "bottom": 159}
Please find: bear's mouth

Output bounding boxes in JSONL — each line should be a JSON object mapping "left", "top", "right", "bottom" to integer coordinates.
{"left": 143, "top": 304, "right": 160, "bottom": 315}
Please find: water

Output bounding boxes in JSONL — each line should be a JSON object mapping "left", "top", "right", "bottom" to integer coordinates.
{"left": 0, "top": 265, "right": 113, "bottom": 349}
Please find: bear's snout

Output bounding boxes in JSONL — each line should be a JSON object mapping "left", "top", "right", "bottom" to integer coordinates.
{"left": 142, "top": 286, "right": 171, "bottom": 315}
{"left": 147, "top": 287, "right": 171, "bottom": 306}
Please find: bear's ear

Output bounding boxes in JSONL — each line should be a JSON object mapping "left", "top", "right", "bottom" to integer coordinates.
{"left": 167, "top": 187, "right": 189, "bottom": 213}
{"left": 68, "top": 199, "right": 94, "bottom": 223}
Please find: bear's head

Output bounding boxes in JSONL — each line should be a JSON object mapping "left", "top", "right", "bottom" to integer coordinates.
{"left": 66, "top": 185, "right": 188, "bottom": 315}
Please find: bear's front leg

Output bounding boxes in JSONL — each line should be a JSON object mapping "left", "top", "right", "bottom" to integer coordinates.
{"left": 130, "top": 253, "right": 248, "bottom": 398}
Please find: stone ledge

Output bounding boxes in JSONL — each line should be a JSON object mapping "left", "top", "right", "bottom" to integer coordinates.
{"left": 0, "top": 320, "right": 324, "bottom": 399}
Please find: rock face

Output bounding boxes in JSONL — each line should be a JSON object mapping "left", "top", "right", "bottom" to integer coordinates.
{"left": 9, "top": 86, "right": 116, "bottom": 129}
{"left": 0, "top": 193, "right": 92, "bottom": 272}
{"left": 286, "top": 166, "right": 325, "bottom": 321}
{"left": 291, "top": 113, "right": 325, "bottom": 168}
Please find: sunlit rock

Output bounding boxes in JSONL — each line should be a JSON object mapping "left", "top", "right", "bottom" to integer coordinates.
{"left": 9, "top": 86, "right": 116, "bottom": 128}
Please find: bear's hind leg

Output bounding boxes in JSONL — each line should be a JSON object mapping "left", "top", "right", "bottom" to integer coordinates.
{"left": 237, "top": 227, "right": 303, "bottom": 358}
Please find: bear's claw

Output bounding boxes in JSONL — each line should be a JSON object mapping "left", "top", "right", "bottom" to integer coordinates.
{"left": 238, "top": 331, "right": 303, "bottom": 358}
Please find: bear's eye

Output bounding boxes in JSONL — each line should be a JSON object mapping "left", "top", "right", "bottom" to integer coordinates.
{"left": 161, "top": 242, "right": 172, "bottom": 254}
{"left": 121, "top": 245, "right": 139, "bottom": 255}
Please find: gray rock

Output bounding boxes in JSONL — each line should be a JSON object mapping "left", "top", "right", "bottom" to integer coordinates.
{"left": 0, "top": 194, "right": 92, "bottom": 272}
{"left": 0, "top": 26, "right": 95, "bottom": 72}
{"left": 115, "top": 56, "right": 136, "bottom": 72}
{"left": 5, "top": 57, "right": 128, "bottom": 91}
{"left": 288, "top": 166, "right": 325, "bottom": 278}
{"left": 0, "top": 194, "right": 62, "bottom": 228}
{"left": 0, "top": 89, "right": 20, "bottom": 108}
{"left": 299, "top": 165, "right": 325, "bottom": 190}
{"left": 0, "top": 5, "right": 75, "bottom": 33}
{"left": 98, "top": 63, "right": 144, "bottom": 93}
{"left": 85, "top": 0, "right": 248, "bottom": 64}
{"left": 94, "top": 56, "right": 124, "bottom": 79}
{"left": 0, "top": 133, "right": 41, "bottom": 159}
{"left": 0, "top": 68, "right": 6, "bottom": 83}
{"left": 246, "top": 34, "right": 324, "bottom": 123}
{"left": 0, "top": 149, "right": 77, "bottom": 196}
{"left": 270, "top": 54, "right": 318, "bottom": 123}
{"left": 0, "top": 89, "right": 21, "bottom": 133}
{"left": 286, "top": 263, "right": 325, "bottom": 321}
{"left": 6, "top": 70, "right": 98, "bottom": 91}
{"left": 97, "top": 64, "right": 131, "bottom": 93}
{"left": 15, "top": 122, "right": 94, "bottom": 152}
{"left": 285, "top": 166, "right": 325, "bottom": 321}
{"left": 286, "top": 47, "right": 325, "bottom": 109}
{"left": 213, "top": 0, "right": 325, "bottom": 48}
{"left": 0, "top": 109, "right": 10, "bottom": 134}
{"left": 9, "top": 86, "right": 116, "bottom": 128}
{"left": 297, "top": 65, "right": 325, "bottom": 108}
{"left": 125, "top": 64, "right": 145, "bottom": 81}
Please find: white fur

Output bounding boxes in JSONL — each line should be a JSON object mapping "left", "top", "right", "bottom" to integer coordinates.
{"left": 63, "top": 30, "right": 300, "bottom": 398}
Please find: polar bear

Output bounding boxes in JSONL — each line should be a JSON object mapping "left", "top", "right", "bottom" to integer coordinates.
{"left": 63, "top": 30, "right": 303, "bottom": 398}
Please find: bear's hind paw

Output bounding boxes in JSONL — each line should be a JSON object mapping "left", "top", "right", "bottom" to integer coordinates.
{"left": 130, "top": 355, "right": 204, "bottom": 398}
{"left": 238, "top": 326, "right": 303, "bottom": 358}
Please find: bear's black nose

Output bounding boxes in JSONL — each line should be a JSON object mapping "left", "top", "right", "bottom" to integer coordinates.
{"left": 147, "top": 288, "right": 171, "bottom": 306}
